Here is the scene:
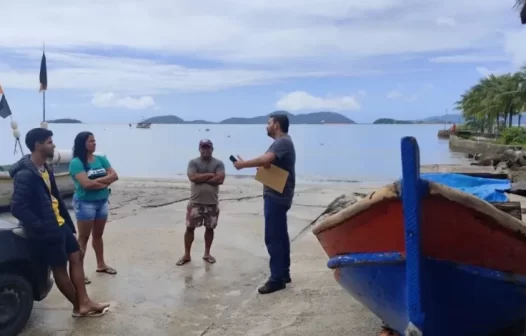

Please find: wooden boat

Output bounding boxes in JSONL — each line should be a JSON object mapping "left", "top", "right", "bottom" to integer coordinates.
{"left": 312, "top": 136, "right": 526, "bottom": 336}
{"left": 0, "top": 150, "right": 79, "bottom": 210}
{"left": 136, "top": 122, "right": 151, "bottom": 129}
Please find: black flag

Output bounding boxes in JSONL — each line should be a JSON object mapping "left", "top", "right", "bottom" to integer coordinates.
{"left": 0, "top": 94, "right": 12, "bottom": 119}
{"left": 39, "top": 52, "right": 47, "bottom": 92}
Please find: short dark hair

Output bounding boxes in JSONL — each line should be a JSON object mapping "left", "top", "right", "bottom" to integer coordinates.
{"left": 270, "top": 114, "right": 290, "bottom": 133}
{"left": 25, "top": 128, "right": 53, "bottom": 152}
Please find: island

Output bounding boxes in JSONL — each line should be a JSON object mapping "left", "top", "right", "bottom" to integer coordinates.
{"left": 47, "top": 118, "right": 82, "bottom": 124}
{"left": 140, "top": 111, "right": 355, "bottom": 125}
{"left": 371, "top": 114, "right": 464, "bottom": 125}
{"left": 373, "top": 118, "right": 413, "bottom": 124}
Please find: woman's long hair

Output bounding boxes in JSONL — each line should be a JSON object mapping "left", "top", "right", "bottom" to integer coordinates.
{"left": 73, "top": 131, "right": 93, "bottom": 170}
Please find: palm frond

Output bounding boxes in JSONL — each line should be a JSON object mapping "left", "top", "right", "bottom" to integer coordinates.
{"left": 518, "top": 0, "right": 526, "bottom": 24}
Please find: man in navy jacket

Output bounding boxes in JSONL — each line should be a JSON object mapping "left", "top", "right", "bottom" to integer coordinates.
{"left": 10, "top": 128, "right": 109, "bottom": 317}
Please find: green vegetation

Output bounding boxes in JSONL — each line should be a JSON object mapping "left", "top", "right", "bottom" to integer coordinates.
{"left": 455, "top": 67, "right": 526, "bottom": 136}
{"left": 496, "top": 127, "right": 526, "bottom": 145}
{"left": 517, "top": 0, "right": 526, "bottom": 24}
{"left": 373, "top": 118, "right": 413, "bottom": 124}
{"left": 47, "top": 118, "right": 82, "bottom": 123}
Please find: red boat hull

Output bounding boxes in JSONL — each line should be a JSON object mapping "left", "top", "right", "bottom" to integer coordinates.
{"left": 315, "top": 189, "right": 526, "bottom": 275}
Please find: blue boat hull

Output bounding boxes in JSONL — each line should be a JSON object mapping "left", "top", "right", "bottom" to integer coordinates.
{"left": 330, "top": 253, "right": 526, "bottom": 335}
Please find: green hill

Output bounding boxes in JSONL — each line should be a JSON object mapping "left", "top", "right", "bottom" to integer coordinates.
{"left": 373, "top": 118, "right": 413, "bottom": 124}
{"left": 141, "top": 111, "right": 355, "bottom": 124}
{"left": 47, "top": 118, "right": 82, "bottom": 124}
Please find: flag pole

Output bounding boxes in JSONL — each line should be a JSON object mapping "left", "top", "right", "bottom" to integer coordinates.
{"left": 42, "top": 42, "right": 46, "bottom": 124}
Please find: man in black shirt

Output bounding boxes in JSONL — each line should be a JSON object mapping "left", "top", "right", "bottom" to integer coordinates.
{"left": 233, "top": 114, "right": 296, "bottom": 294}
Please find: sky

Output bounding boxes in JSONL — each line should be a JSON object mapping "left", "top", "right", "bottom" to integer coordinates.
{"left": 0, "top": 0, "right": 525, "bottom": 124}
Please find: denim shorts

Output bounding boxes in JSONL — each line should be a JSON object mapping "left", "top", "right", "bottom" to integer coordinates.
{"left": 73, "top": 198, "right": 109, "bottom": 221}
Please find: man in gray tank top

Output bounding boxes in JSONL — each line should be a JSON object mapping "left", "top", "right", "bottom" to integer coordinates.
{"left": 233, "top": 114, "right": 295, "bottom": 294}
{"left": 176, "top": 139, "right": 225, "bottom": 266}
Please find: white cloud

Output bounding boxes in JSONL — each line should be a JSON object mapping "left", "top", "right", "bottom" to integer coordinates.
{"left": 0, "top": 0, "right": 524, "bottom": 95}
{"left": 387, "top": 90, "right": 417, "bottom": 102}
{"left": 387, "top": 90, "right": 403, "bottom": 99}
{"left": 475, "top": 66, "right": 508, "bottom": 77}
{"left": 357, "top": 89, "right": 367, "bottom": 97}
{"left": 275, "top": 91, "right": 363, "bottom": 112}
{"left": 435, "top": 17, "right": 457, "bottom": 27}
{"left": 429, "top": 54, "right": 509, "bottom": 63}
{"left": 504, "top": 29, "right": 526, "bottom": 67}
{"left": 386, "top": 84, "right": 433, "bottom": 102}
{"left": 0, "top": 50, "right": 352, "bottom": 94}
{"left": 92, "top": 92, "right": 155, "bottom": 110}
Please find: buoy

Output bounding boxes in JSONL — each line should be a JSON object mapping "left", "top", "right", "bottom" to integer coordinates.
{"left": 10, "top": 119, "right": 20, "bottom": 139}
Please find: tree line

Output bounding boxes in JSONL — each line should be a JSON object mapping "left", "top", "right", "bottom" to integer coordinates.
{"left": 455, "top": 67, "right": 526, "bottom": 133}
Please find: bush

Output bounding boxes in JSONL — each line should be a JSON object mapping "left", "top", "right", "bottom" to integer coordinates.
{"left": 497, "top": 127, "right": 526, "bottom": 145}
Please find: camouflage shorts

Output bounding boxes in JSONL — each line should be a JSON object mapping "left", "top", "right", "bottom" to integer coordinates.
{"left": 186, "top": 203, "right": 220, "bottom": 229}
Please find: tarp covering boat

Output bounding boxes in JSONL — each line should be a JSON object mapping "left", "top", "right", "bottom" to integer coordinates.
{"left": 421, "top": 172, "right": 510, "bottom": 202}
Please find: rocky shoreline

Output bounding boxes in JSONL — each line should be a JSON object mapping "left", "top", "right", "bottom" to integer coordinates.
{"left": 467, "top": 148, "right": 526, "bottom": 182}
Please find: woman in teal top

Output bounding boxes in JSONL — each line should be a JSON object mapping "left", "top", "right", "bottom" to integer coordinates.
{"left": 70, "top": 131, "right": 119, "bottom": 283}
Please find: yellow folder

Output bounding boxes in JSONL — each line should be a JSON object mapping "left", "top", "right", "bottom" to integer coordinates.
{"left": 255, "top": 164, "right": 289, "bottom": 194}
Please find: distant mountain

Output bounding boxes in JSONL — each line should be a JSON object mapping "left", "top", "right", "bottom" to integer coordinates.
{"left": 373, "top": 118, "right": 413, "bottom": 124}
{"left": 47, "top": 118, "right": 82, "bottom": 124}
{"left": 142, "top": 115, "right": 184, "bottom": 124}
{"left": 422, "top": 114, "right": 464, "bottom": 124}
{"left": 221, "top": 111, "right": 355, "bottom": 124}
{"left": 183, "top": 119, "right": 215, "bottom": 124}
{"left": 142, "top": 111, "right": 355, "bottom": 124}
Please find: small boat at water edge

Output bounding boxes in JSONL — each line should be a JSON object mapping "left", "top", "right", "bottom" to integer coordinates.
{"left": 0, "top": 170, "right": 74, "bottom": 210}
{"left": 0, "top": 150, "right": 105, "bottom": 211}
{"left": 312, "top": 136, "right": 526, "bottom": 336}
{"left": 136, "top": 122, "right": 151, "bottom": 129}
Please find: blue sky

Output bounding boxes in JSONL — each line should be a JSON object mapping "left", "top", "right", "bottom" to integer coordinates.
{"left": 0, "top": 0, "right": 525, "bottom": 124}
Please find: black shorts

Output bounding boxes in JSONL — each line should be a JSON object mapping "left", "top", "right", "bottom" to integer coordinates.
{"left": 33, "top": 224, "right": 80, "bottom": 268}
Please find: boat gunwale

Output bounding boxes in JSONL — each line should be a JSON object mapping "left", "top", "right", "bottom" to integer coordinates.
{"left": 312, "top": 180, "right": 526, "bottom": 237}
{"left": 328, "top": 252, "right": 526, "bottom": 286}
{"left": 0, "top": 171, "right": 71, "bottom": 181}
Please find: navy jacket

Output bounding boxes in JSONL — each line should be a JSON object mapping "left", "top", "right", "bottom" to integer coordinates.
{"left": 9, "top": 155, "right": 76, "bottom": 241}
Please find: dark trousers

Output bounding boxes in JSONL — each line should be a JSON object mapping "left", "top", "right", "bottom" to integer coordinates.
{"left": 264, "top": 196, "right": 291, "bottom": 282}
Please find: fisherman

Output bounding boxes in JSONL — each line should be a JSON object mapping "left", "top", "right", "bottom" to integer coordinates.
{"left": 10, "top": 128, "right": 110, "bottom": 317}
{"left": 233, "top": 114, "right": 296, "bottom": 294}
{"left": 176, "top": 139, "right": 225, "bottom": 266}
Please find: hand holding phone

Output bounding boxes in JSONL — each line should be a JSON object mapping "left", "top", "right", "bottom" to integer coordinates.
{"left": 229, "top": 155, "right": 237, "bottom": 163}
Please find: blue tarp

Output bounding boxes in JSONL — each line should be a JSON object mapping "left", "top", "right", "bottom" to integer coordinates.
{"left": 421, "top": 173, "right": 511, "bottom": 202}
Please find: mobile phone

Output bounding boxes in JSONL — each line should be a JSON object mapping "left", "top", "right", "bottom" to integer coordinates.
{"left": 229, "top": 155, "right": 237, "bottom": 163}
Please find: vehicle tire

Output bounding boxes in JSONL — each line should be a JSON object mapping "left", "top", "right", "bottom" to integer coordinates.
{"left": 0, "top": 273, "right": 34, "bottom": 336}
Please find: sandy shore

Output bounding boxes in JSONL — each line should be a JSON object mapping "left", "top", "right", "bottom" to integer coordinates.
{"left": 101, "top": 176, "right": 386, "bottom": 222}
{"left": 3, "top": 164, "right": 521, "bottom": 335}
{"left": 5, "top": 177, "right": 384, "bottom": 336}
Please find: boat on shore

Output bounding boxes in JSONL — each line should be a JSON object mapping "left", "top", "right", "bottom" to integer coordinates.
{"left": 0, "top": 150, "right": 75, "bottom": 210}
{"left": 312, "top": 136, "right": 526, "bottom": 336}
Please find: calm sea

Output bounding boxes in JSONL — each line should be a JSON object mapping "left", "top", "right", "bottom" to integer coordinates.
{"left": 0, "top": 124, "right": 467, "bottom": 183}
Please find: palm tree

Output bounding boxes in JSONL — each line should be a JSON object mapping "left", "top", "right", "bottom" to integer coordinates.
{"left": 456, "top": 70, "right": 526, "bottom": 132}
{"left": 516, "top": 0, "right": 526, "bottom": 24}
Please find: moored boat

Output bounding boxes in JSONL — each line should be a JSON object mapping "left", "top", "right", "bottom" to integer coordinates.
{"left": 0, "top": 149, "right": 75, "bottom": 210}
{"left": 312, "top": 137, "right": 526, "bottom": 336}
{"left": 136, "top": 122, "right": 151, "bottom": 129}
{"left": 0, "top": 150, "right": 109, "bottom": 210}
